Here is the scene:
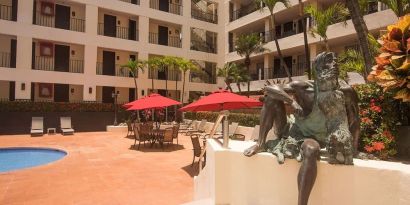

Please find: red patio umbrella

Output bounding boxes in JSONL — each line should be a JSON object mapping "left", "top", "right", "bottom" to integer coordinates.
{"left": 127, "top": 93, "right": 181, "bottom": 111}
{"left": 179, "top": 89, "right": 262, "bottom": 112}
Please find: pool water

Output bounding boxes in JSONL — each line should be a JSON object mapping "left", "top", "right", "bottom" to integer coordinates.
{"left": 0, "top": 147, "right": 67, "bottom": 172}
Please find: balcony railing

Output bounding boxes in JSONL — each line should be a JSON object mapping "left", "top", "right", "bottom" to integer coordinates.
{"left": 190, "top": 40, "right": 217, "bottom": 54}
{"left": 33, "top": 56, "right": 84, "bottom": 73}
{"left": 96, "top": 62, "right": 133, "bottom": 77}
{"left": 190, "top": 71, "right": 216, "bottom": 84}
{"left": 150, "top": 0, "right": 182, "bottom": 15}
{"left": 230, "top": 3, "right": 258, "bottom": 22}
{"left": 34, "top": 11, "right": 85, "bottom": 32}
{"left": 148, "top": 68, "right": 181, "bottom": 81}
{"left": 98, "top": 23, "right": 138, "bottom": 41}
{"left": 119, "top": 0, "right": 140, "bottom": 5}
{"left": 149, "top": 32, "right": 182, "bottom": 48}
{"left": 191, "top": 9, "right": 218, "bottom": 24}
{"left": 0, "top": 4, "right": 13, "bottom": 21}
{"left": 263, "top": 62, "right": 308, "bottom": 79}
{"left": 0, "top": 52, "right": 11, "bottom": 68}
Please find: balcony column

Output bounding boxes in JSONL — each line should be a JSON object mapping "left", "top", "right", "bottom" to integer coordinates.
{"left": 84, "top": 45, "right": 97, "bottom": 76}
{"left": 139, "top": 16, "right": 149, "bottom": 45}
{"left": 85, "top": 4, "right": 98, "bottom": 35}
{"left": 17, "top": 0, "right": 33, "bottom": 24}
{"left": 182, "top": 24, "right": 190, "bottom": 51}
{"left": 182, "top": 0, "right": 191, "bottom": 18}
{"left": 264, "top": 54, "right": 273, "bottom": 80}
{"left": 14, "top": 81, "right": 31, "bottom": 100}
{"left": 83, "top": 84, "right": 96, "bottom": 101}
{"left": 265, "top": 18, "right": 272, "bottom": 42}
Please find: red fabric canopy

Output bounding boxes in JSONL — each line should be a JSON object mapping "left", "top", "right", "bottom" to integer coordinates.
{"left": 179, "top": 89, "right": 263, "bottom": 112}
{"left": 126, "top": 94, "right": 181, "bottom": 111}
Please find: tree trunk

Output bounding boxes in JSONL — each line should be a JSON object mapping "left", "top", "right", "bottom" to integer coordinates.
{"left": 270, "top": 13, "right": 292, "bottom": 82}
{"left": 181, "top": 72, "right": 186, "bottom": 104}
{"left": 133, "top": 75, "right": 140, "bottom": 122}
{"left": 237, "top": 83, "right": 242, "bottom": 92}
{"left": 324, "top": 38, "right": 330, "bottom": 52}
{"left": 345, "top": 0, "right": 372, "bottom": 78}
{"left": 245, "top": 56, "right": 251, "bottom": 97}
{"left": 397, "top": 0, "right": 403, "bottom": 17}
{"left": 165, "top": 67, "right": 168, "bottom": 122}
{"left": 225, "top": 80, "right": 233, "bottom": 92}
{"left": 175, "top": 71, "right": 178, "bottom": 121}
{"left": 151, "top": 69, "right": 155, "bottom": 93}
{"left": 299, "top": 0, "right": 311, "bottom": 80}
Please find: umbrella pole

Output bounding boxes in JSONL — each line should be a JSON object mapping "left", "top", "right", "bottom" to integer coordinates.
{"left": 222, "top": 110, "right": 229, "bottom": 148}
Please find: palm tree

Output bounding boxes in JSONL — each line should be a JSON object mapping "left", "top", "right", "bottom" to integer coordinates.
{"left": 121, "top": 59, "right": 145, "bottom": 100}
{"left": 217, "top": 62, "right": 237, "bottom": 92}
{"left": 298, "top": 0, "right": 311, "bottom": 80}
{"left": 177, "top": 58, "right": 199, "bottom": 104}
{"left": 255, "top": 0, "right": 292, "bottom": 82}
{"left": 345, "top": 0, "right": 373, "bottom": 77}
{"left": 234, "top": 33, "right": 266, "bottom": 97}
{"left": 232, "top": 65, "right": 249, "bottom": 93}
{"left": 377, "top": 0, "right": 410, "bottom": 17}
{"left": 146, "top": 56, "right": 165, "bottom": 94}
{"left": 304, "top": 3, "right": 349, "bottom": 51}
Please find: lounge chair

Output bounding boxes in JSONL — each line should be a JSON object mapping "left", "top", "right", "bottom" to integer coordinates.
{"left": 250, "top": 125, "right": 260, "bottom": 141}
{"left": 185, "top": 120, "right": 207, "bottom": 136}
{"left": 60, "top": 117, "right": 74, "bottom": 135}
{"left": 30, "top": 117, "right": 44, "bottom": 136}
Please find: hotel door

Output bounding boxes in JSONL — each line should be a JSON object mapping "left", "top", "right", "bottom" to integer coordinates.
{"left": 103, "top": 51, "right": 115, "bottom": 76}
{"left": 55, "top": 4, "right": 71, "bottom": 30}
{"left": 159, "top": 0, "right": 169, "bottom": 12}
{"left": 104, "top": 14, "right": 117, "bottom": 37}
{"left": 54, "top": 44, "right": 70, "bottom": 72}
{"left": 102, "top": 86, "right": 115, "bottom": 103}
{"left": 158, "top": 26, "right": 168, "bottom": 46}
{"left": 54, "top": 84, "right": 69, "bottom": 102}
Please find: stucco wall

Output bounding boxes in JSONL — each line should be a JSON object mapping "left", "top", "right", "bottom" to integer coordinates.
{"left": 195, "top": 140, "right": 410, "bottom": 205}
{"left": 0, "top": 80, "right": 10, "bottom": 99}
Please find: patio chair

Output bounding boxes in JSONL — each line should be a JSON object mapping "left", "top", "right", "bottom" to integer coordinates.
{"left": 30, "top": 117, "right": 44, "bottom": 136}
{"left": 126, "top": 121, "right": 134, "bottom": 137}
{"left": 178, "top": 120, "right": 195, "bottom": 132}
{"left": 190, "top": 134, "right": 206, "bottom": 168}
{"left": 160, "top": 128, "right": 174, "bottom": 149}
{"left": 60, "top": 117, "right": 74, "bottom": 135}
{"left": 172, "top": 124, "right": 180, "bottom": 145}
{"left": 133, "top": 123, "right": 149, "bottom": 149}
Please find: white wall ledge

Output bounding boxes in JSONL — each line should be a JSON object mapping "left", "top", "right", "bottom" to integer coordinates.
{"left": 194, "top": 139, "right": 410, "bottom": 205}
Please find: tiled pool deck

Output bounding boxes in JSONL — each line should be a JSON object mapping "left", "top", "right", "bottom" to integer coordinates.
{"left": 0, "top": 132, "right": 196, "bottom": 205}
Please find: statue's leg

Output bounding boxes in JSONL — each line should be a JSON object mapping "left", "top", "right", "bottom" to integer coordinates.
{"left": 298, "top": 139, "right": 320, "bottom": 205}
{"left": 244, "top": 96, "right": 286, "bottom": 156}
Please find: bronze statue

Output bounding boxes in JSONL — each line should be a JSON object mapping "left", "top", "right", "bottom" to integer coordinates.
{"left": 244, "top": 52, "right": 360, "bottom": 205}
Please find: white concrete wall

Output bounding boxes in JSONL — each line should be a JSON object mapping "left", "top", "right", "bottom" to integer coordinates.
{"left": 195, "top": 140, "right": 410, "bottom": 205}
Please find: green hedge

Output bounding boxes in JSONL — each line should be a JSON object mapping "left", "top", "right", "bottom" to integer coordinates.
{"left": 185, "top": 111, "right": 260, "bottom": 127}
{"left": 0, "top": 101, "right": 122, "bottom": 112}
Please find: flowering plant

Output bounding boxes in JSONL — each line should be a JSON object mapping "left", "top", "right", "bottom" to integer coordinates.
{"left": 354, "top": 83, "right": 400, "bottom": 159}
{"left": 367, "top": 15, "right": 410, "bottom": 102}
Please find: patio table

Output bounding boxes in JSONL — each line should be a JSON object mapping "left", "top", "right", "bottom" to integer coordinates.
{"left": 149, "top": 129, "right": 165, "bottom": 148}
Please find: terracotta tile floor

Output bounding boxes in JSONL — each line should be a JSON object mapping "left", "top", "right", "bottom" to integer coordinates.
{"left": 0, "top": 132, "right": 198, "bottom": 205}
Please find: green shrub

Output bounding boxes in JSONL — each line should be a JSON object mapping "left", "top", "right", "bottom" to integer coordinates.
{"left": 0, "top": 101, "right": 121, "bottom": 112}
{"left": 185, "top": 111, "right": 260, "bottom": 127}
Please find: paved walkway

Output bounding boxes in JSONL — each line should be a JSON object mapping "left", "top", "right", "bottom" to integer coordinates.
{"left": 0, "top": 132, "right": 197, "bottom": 205}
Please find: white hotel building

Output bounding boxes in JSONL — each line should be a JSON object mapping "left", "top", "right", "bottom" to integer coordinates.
{"left": 0, "top": 0, "right": 398, "bottom": 103}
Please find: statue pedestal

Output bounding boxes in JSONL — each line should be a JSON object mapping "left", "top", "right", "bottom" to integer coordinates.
{"left": 194, "top": 140, "right": 410, "bottom": 205}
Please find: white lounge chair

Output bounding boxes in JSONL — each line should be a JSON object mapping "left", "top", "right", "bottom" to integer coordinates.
{"left": 250, "top": 125, "right": 260, "bottom": 141}
{"left": 60, "top": 117, "right": 74, "bottom": 135}
{"left": 30, "top": 117, "right": 44, "bottom": 136}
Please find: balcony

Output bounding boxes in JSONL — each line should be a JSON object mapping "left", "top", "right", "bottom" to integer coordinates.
{"left": 118, "top": 0, "right": 140, "bottom": 5}
{"left": 96, "top": 63, "right": 132, "bottom": 77}
{"left": 0, "top": 52, "right": 11, "bottom": 68}
{"left": 230, "top": 3, "right": 258, "bottom": 22}
{"left": 149, "top": 32, "right": 181, "bottom": 48}
{"left": 98, "top": 23, "right": 139, "bottom": 41}
{"left": 191, "top": 28, "right": 217, "bottom": 54}
{"left": 150, "top": 0, "right": 182, "bottom": 15}
{"left": 33, "top": 10, "right": 85, "bottom": 32}
{"left": 33, "top": 56, "right": 84, "bottom": 73}
{"left": 191, "top": 40, "right": 216, "bottom": 53}
{"left": 191, "top": 9, "right": 217, "bottom": 24}
{"left": 191, "top": 0, "right": 218, "bottom": 24}
{"left": 190, "top": 71, "right": 216, "bottom": 84}
{"left": 0, "top": 3, "right": 15, "bottom": 21}
{"left": 148, "top": 68, "right": 181, "bottom": 81}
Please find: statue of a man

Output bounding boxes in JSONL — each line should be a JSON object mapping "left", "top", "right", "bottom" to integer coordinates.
{"left": 244, "top": 52, "right": 360, "bottom": 205}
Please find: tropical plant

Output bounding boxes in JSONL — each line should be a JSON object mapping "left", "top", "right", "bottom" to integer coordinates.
{"left": 231, "top": 65, "right": 249, "bottom": 93}
{"left": 217, "top": 62, "right": 238, "bottom": 92}
{"left": 234, "top": 33, "right": 266, "bottom": 96}
{"left": 177, "top": 58, "right": 199, "bottom": 104}
{"left": 367, "top": 15, "right": 410, "bottom": 102}
{"left": 146, "top": 56, "right": 166, "bottom": 93}
{"left": 255, "top": 0, "right": 292, "bottom": 82}
{"left": 304, "top": 3, "right": 349, "bottom": 51}
{"left": 346, "top": 0, "right": 374, "bottom": 76}
{"left": 121, "top": 59, "right": 145, "bottom": 100}
{"left": 377, "top": 0, "right": 410, "bottom": 17}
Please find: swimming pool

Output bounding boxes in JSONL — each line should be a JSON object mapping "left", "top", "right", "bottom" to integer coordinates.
{"left": 0, "top": 147, "right": 67, "bottom": 172}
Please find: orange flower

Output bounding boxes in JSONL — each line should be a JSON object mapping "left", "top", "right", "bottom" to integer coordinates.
{"left": 365, "top": 145, "right": 374, "bottom": 152}
{"left": 372, "top": 142, "right": 385, "bottom": 151}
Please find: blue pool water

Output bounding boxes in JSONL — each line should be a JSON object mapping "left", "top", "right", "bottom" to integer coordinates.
{"left": 0, "top": 147, "right": 67, "bottom": 172}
